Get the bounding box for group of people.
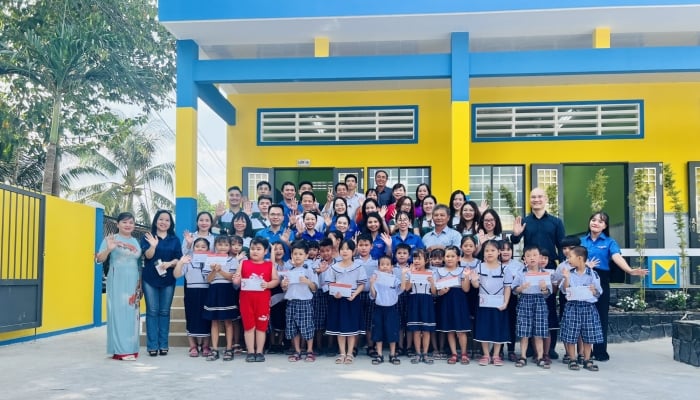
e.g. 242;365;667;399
99;170;647;371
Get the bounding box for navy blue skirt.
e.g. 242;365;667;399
326;296;365;336
184;287;210;337
202;284;240;321
475;306;510;343
436;288;471;332
371;304;400;343
406;294;436;332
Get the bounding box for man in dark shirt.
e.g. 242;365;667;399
511;187;565;361
374;169;394;207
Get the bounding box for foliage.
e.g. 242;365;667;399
0;0;176;195
662;291;689;311
499;185;519;218
62;120;174;225
485;185;494;208
545;184;559;217
662;163;689;294
631;168;651;299
197;192;217;215
617;294;647;312
587;168;608;212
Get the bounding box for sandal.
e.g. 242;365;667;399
407;348;416;358
562;354;571;364
577;355;585;365
159;349;169;356
447;354;458;365
148;350;158;357
207;350;220;361
537;358;551;369
460;354;470;365
288;352;301;362
583;360;599;371
245;353;256;362
389;354;401;365
411;354;422;364
478;355;491;366
335;354;346;364
223;349;234;361
201;346;212;358
344;354;354;365
232;344;242;355
508;352;517;362
568;360;581;370
423;354;434;364
371;355;384;365
254;353;265;362
515;357;527;367
305;352;316;363
493;356;504;366
367;346;379;358
189;347;199;358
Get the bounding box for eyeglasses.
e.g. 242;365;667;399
483;218;496;223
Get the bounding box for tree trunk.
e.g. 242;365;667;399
42;94;62;195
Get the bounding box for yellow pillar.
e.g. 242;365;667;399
593;27;611;49
314;37;330;57
451;101;471;192
176;107;198;199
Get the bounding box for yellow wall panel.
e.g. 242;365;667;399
176;107;198;198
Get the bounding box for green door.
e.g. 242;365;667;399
274;168;334;206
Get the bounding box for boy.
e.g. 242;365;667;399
370;255;408;365
281;241;319;362
356;234;379;358
539;249;559;364
311;238;334;355
556;235;584;364
559;246;604;371
233;237;279;362
511;245;552;369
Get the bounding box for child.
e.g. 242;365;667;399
511;245;552;369
174;237;211;358
356;234;379;358
500;240;524;362
557;235;582;364
559;246;604;371
370;255;407;365
202;236;240;361
405;249;436;364
433;245;473;365
429;248;446;359
539;248;560;364
394;243;412;356
268;242;288;354
229;235;246;354
311;238;334;355
281;240;319;362
307;240;320;261
459;235;481;358
233;237;279;362
470;240;512;366
325;240;367;365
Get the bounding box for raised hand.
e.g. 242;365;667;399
181;254;192;264
183;230;194;246
479;199;489;213
378;205;388;218
380;232;392;246
215;201;226;217
106;234;117;251
512;216;526;236
326;189;334;203
243;201;253;216
144;232;159;248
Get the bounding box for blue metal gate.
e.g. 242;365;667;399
0;184;45;332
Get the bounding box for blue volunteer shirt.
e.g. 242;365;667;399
579;232;621;272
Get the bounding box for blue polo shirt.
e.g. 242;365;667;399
580;232;621;272
255;226;295;261
370;234;391;260
140;233;183;288
376;186;394;207
421;227;462;249
391;232;425;255
510;211;565;269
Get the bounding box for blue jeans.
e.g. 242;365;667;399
142;281;175;351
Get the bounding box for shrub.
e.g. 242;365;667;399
617;294;647;312
663;291;690;311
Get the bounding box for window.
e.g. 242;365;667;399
469;165;525;231
258;106;417;145
368;167;430;200
472;101;642;141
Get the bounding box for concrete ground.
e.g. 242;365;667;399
0;327;696;400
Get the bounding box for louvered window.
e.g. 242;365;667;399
473;101;642;141
258;106;417;145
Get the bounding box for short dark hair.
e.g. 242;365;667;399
257;195;273;204
344;174;357;183
378;255;393;265
395;243;411;253
298;180;313;189
562;235;582;248
356;234;373;244
256;181;271;191
523;245;541;255
291;240;309;253
571;246;588;260
250;237;269;250
227;185;242;193
281;181;296;190
334;182;348;192
319;238;334;248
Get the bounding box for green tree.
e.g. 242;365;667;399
0;0;175;195
62;120;174;225
197;192;217;215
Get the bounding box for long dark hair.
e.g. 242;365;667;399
151;210;175;236
588;211;611;237
196;211;214;234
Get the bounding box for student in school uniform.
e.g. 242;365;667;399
311;238;335;355
511;246;552;369
559;245;605;372
281;240;319;362
356;234;379;358
393;243;412;356
370;255;408;365
499;240;524;362
405;249;436;364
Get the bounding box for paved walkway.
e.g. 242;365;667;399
0;327;696;399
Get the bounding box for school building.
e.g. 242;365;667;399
159;1;700;285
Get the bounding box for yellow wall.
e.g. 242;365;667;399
0;196;96;342
228;82;700;210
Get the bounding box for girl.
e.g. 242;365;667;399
500;240;524;362
141;210;182;357
580;211;647;361
300;211;325;242
361;212;393;260
405;249;436;364
414;195;436;237
388;196;415;233
202;236;239;361
455;201;481;236
174;238;212;358
232;211;254;253
448;190;467;228
460;235;481;358
370;255;407;365
268;243;289;354
470;240;512;366
414;183;431;219
326;240;367;364
182;211;216;253
433;245;472;365
96;212;142;361
233;237;280;362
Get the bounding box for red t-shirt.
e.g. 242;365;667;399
240;260;273;301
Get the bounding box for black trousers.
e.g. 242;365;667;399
593;269;610;357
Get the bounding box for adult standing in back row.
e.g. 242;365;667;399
511;187;565;361
374;170;394;207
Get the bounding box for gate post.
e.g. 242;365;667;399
93;206;105;326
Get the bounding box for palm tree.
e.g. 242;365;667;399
63;120;174;224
